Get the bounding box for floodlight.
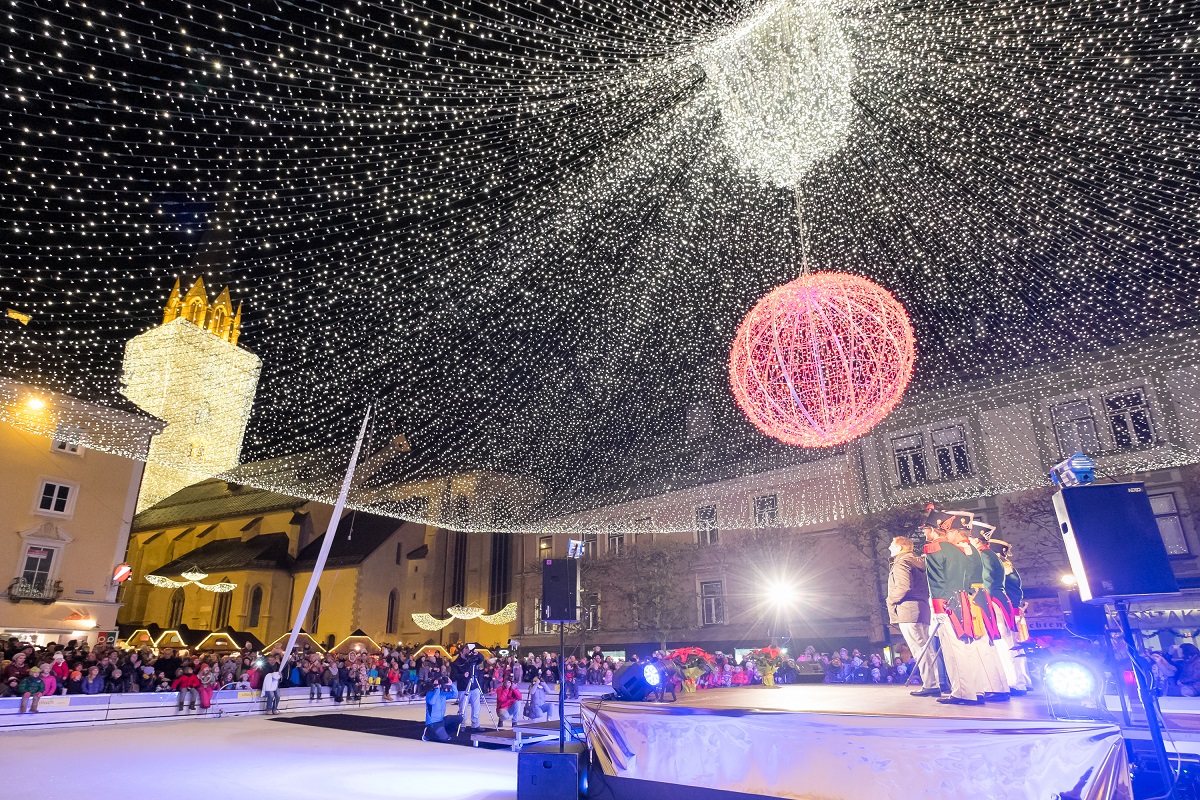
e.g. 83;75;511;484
1049;452;1096;487
642;663;662;687
1044;659;1098;700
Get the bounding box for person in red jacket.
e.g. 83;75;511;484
495;677;522;729
172;665;201;711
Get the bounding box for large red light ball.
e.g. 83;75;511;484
729;272;916;448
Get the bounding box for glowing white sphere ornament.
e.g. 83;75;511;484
729;271;916;448
704;0;855;187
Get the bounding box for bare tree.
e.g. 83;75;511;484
995;488;1070;589
581;539;701;651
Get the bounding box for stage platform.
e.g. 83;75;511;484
582;685;1131;800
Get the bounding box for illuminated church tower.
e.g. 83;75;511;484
122;278;262;511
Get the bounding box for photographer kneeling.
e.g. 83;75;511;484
425;675;462;742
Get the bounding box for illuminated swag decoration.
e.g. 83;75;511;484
412;602;518;631
145;567;237;593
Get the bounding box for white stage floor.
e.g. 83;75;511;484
1;700;519;800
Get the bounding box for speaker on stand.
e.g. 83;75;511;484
1054;479;1181;799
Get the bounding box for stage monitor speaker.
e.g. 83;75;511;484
542;558;579;623
517;742;586;800
1053;482;1180;604
1058;588;1108;637
793;661;825;683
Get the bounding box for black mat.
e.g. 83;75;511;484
274;713;505;749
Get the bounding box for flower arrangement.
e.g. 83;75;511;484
668;647;714;692
747;646;785;669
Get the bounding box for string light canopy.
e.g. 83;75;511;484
2;0;1200;534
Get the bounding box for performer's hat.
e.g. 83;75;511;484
968;521;996;541
989;538;1012;553
920;504;973;533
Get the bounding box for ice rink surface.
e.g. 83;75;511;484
0;700;519;800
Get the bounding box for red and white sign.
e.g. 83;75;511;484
112;563;132;583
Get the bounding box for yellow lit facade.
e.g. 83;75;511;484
0;379;163;644
122;278;261;512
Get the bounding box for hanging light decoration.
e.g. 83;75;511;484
704;0;855;187
144;566;237;593
729;271;915;448
412;602;518;630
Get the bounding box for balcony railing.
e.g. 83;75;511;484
6;578;63;604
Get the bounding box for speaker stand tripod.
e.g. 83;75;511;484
1115;600;1177;799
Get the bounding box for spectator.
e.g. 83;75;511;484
528;676;553;721
37;663;58;698
1176;644;1200;696
18;666;45;713
424;675;461;742
81;665;105;695
496;677;522;729
261;667;282;715
173;665;201;711
106;667;131;694
197;663;218;709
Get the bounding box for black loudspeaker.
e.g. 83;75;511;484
1058;588;1108;637
542;559;579;623
793;661;825;683
517;742;586;800
1053;483;1181;604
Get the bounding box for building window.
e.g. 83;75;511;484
1105;389;1155;450
932;426;972;480
1052;399;1100;458
608;529;625;557
211;583;232;629
700;580;725;626
309;588;322;634
35;480;75;517
168;588;186;628
582;533;598;559
754;494;778;528
396;542;404;565
51;428;84;456
1150;493;1190;556
696;505;718;546
582;591;601;631
247;586;263;629
386;589;398;634
488;531;513;612
892;433;928;487
539;535;553;556
19;545;56;591
450;530;468;607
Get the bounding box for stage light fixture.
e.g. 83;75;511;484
1044;659;1098;700
612;662;661;701
25;396;45;411
643;663;662;688
1042;657;1108;721
765;578;802;609
1061;573;1078;587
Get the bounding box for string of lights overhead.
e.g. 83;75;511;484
2;0;1199;533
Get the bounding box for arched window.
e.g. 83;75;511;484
184;298;205;325
212;583;232;629
308;588;321;634
386;589;398;634
168;588;185;628
247;585;264;629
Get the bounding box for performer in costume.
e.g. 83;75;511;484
989;536;1033;691
886;535;940;697
955;521;1011;700
921;506;986;705
971;522;1028;695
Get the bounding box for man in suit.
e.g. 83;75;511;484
887;535;940;697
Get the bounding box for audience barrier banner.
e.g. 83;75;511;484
582;700;1132;800
0;686;414;730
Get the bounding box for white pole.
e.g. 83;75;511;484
277;407;371;676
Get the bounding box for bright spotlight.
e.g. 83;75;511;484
1044;660;1096;699
25;396;46;411
766;579;801;607
642;663;661;687
1061;573;1078;587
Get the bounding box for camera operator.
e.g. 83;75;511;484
424;675;462;742
452;643;486;730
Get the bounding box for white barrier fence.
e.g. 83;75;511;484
0;685;415;730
